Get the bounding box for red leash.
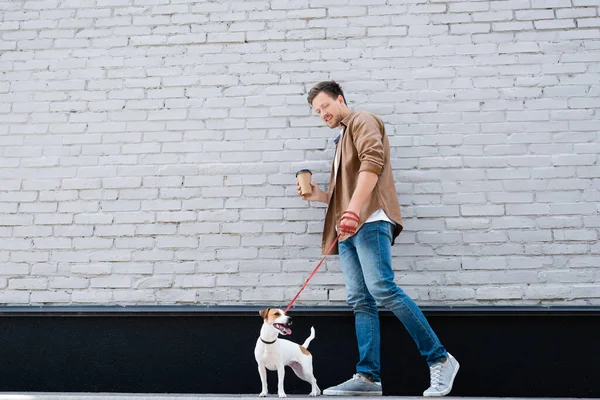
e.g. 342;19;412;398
284;233;341;313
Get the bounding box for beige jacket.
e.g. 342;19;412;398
321;111;403;255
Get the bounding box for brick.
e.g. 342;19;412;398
175;276;216;288
535;19;576;29
8;278;48;290
429;287;476;301
450;2;489;12
554;230;597;241
0;291;31;304
241;288;285;302
525;285;572;300
493;21;533;31
155;289;196;303
491;0;531;9
531;0;571;6
72;291;112;303
515;9;554;20
476;286;523;300
30;291;71;304
557;8;596;18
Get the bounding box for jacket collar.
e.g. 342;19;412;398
335;111;355;144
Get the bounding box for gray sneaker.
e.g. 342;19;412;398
423;353;460;397
323;374;383;396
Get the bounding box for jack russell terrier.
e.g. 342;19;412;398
254;308;320;397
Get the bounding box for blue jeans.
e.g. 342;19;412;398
338;221;447;382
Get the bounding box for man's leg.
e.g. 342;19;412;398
339;239;381;382
354;221;446;364
322;237;383;396
354;221;459;396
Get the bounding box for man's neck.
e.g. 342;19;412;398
341;108;351;120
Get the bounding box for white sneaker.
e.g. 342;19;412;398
423;353;460;397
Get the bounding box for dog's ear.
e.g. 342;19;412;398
259;308;270;319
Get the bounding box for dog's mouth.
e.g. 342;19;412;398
273;323;292;335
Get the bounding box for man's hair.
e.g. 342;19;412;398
307;80;346;106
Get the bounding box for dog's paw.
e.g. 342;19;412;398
259;392;267;397
278;393;287;398
309;391;320;397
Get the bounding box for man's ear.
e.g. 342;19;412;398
337;94;345;105
259;308;270;319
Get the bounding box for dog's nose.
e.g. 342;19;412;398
287;317;293;325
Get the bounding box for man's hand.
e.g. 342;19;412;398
297;180;327;203
339;210;360;239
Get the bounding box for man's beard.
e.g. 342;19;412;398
327;113;340;128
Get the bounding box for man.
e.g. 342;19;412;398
297;81;459;396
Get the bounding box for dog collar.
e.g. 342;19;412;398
260;337;277;344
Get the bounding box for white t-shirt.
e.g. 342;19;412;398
334;128;394;226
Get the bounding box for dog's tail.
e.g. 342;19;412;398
302;326;316;348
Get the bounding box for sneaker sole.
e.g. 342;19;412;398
323;389;382;396
423;359;460;397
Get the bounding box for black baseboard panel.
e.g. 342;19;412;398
0;305;598;397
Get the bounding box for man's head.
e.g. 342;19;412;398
307;80;350;128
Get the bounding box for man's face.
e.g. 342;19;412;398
311;91;345;129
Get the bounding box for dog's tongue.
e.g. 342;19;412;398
275;323;292;335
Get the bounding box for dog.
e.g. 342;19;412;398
254;308;320;398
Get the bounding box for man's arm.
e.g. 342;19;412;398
339;171;378;238
346;170;378;216
339;113;385;237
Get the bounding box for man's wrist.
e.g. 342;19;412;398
346;205;361;216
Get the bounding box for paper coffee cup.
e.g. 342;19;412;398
296;169;312;196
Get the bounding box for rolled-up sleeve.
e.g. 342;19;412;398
350;113;385;175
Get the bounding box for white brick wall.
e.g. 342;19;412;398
1;0;599;306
